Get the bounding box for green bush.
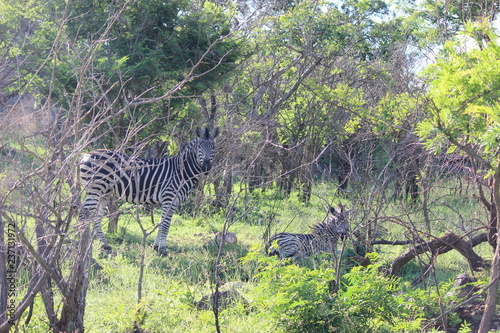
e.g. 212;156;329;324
338;263;424;332
246;253;425;333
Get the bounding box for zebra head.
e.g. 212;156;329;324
195;126;220;173
323;205;351;238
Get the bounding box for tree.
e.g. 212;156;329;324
417;21;500;332
395;0;499;49
61;0;244;219
216;0;414;199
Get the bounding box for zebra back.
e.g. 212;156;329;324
266;232;317;258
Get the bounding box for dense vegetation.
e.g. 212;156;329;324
1;0;500;332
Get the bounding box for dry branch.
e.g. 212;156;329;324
371;239;420;246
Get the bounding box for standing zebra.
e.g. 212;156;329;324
266;206;350;259
79;126;219;255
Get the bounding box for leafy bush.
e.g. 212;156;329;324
338;263;424;332
245;253;425;333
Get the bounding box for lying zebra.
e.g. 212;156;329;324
266;206;350;259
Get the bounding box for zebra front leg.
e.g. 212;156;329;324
153;202;177;256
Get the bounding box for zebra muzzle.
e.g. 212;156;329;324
201;161;211;173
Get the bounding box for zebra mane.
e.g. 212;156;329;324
179;126;218;158
179;138;201;175
310;221;334;234
180;125;218;156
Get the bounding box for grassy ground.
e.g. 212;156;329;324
14;179;493;332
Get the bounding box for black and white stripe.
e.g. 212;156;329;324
79;126;219;254
266;206;350;259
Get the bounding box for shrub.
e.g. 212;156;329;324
245;253;425;333
338;263;424;332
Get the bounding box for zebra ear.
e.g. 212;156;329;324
195;127;202;138
334;204;344;215
213;127;220;139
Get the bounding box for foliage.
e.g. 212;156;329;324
247;253;338;332
416;19;500;332
0;0;59;96
246;252;425;333
417;20;500;168
0;0;244;150
395;0;499;47
66;0;240;97
2;177;491;332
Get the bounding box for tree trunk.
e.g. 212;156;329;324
57;224;93;333
478;166;500;332
337;155;350;192
35;218;58;330
223;166;233;204
107;197;120;233
487;184;497;248
214;162;232;208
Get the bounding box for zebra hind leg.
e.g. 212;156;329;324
82;197;115;256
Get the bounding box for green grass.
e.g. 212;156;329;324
11;179;494;332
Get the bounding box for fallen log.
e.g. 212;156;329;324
390;233;486;276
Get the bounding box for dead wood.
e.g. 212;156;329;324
371;239;421;246
390;233;487;276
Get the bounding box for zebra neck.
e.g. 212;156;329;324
181;149;201;180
